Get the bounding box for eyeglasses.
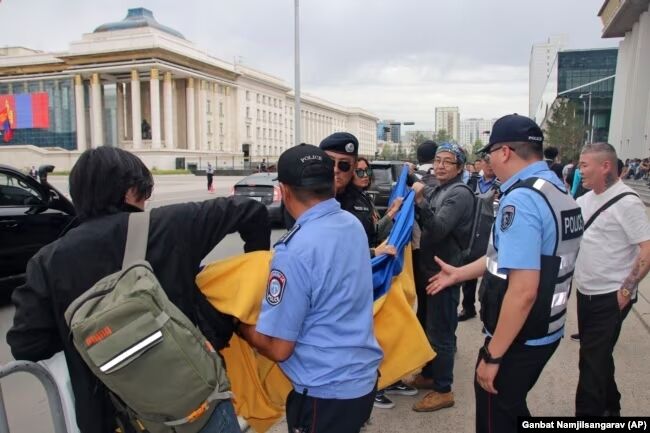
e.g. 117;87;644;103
330;159;352;172
354;168;371;178
487;145;506;155
433;158;458;168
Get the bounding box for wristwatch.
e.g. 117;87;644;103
479;342;503;365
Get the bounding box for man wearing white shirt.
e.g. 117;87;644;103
574;142;650;416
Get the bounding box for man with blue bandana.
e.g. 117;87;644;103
408;142;475;412
426;114;582;433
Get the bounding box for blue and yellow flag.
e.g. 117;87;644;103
197;167;434;432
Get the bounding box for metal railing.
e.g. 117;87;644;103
0;361;68;433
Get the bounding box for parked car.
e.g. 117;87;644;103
231;172;283;225
368;161;409;215
0;165;76;299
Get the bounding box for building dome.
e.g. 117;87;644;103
93;8;185;39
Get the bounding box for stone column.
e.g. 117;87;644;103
150;68;161;149
131;70;142;149
186;77;196;150
74;75;87;151
198;80;207;150
90;73;103;148
163;72;174;149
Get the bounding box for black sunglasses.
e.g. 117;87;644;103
354;168;371;178
332;160;352;172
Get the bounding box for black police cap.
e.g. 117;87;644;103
276;143;334;187
319;132;359;156
416;140;438;164
478;114;544;154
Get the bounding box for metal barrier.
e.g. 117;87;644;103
0;360;68;433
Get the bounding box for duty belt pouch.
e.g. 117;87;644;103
518;255;561;341
478;275;506;335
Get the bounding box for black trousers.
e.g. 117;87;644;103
207;173;214;190
575;291;633;416
475;338;559;433
413;249;428;330
461;278;478;314
285;387;376;433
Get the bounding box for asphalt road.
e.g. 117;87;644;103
2;174;649;433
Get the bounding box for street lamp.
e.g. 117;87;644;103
579;92;593;144
294;0;301;147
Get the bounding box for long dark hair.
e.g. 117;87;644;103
70;146;153;220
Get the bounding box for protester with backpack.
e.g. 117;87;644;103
407;142;474;413
7;146;271;433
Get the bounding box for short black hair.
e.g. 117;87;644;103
288;184;334;203
506;141;543;160
543;146;559;160
70;146;153;220
617;158;624;176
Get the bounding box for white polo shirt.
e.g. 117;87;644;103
575;181;650;295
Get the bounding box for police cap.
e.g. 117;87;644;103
276;143;334;188
319;132;359;156
478;114;544;154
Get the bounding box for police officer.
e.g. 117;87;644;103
319;132;377;247
239;144;383;433
426;114;582;433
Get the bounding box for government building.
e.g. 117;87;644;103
0;8;378;170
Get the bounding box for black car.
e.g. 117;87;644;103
368;161;409;215
231;172;283;225
0;164;76;298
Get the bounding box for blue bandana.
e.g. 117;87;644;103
435;142;466;166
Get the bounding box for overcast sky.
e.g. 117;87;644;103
1;0;619;130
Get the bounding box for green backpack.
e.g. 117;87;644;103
64;212;232;433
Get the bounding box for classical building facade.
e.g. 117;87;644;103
0;8;378;170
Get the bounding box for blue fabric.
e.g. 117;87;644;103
477;176;497;194
494;161;565;273
484;326;564;346
571;168;582;198
256;198;383;399
372;165;414;300
198;400;241;433
14;94;33;129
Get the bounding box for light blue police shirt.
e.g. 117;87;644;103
492;160;568;345
256;198;383;399
495;160;567;274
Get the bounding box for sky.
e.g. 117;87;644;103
0;0;619;131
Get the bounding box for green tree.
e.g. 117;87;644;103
544;99;586;161
380;143;395;160
435;129;452;143
467;138;484;162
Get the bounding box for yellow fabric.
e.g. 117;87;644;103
197;248;434;432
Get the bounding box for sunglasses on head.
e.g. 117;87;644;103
354;168;371;178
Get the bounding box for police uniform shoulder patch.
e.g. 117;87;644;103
501;205;516;231
274;224;301;247
266;269;287;306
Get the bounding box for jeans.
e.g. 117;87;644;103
461;279;478;314
421;284;460;392
198;400;241;433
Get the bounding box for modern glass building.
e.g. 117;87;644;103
534;48;618;145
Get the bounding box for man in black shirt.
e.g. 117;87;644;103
7;146;270;433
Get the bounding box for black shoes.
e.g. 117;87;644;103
458;309;477;322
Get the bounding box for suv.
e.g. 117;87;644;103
368;161;409;215
0;165;75;299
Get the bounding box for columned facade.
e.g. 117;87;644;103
131;69;142;149
150;68;161;149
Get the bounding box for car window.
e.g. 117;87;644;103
371;167;392;184
0;173;44;207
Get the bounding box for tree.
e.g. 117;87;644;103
544;99;587;162
380;143;395;160
468;138;484;162
435;129;452;143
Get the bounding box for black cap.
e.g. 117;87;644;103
416;140;438;164
478;114;544;154
276;144;334;187
319;132;359;156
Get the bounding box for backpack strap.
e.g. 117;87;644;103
122;211;150;267
162;387;234;427
584;192;639;231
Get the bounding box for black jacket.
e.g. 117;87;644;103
7;197;270;433
418;175;474;280
337;184;376;247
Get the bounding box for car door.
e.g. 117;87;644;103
0;170;71;284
